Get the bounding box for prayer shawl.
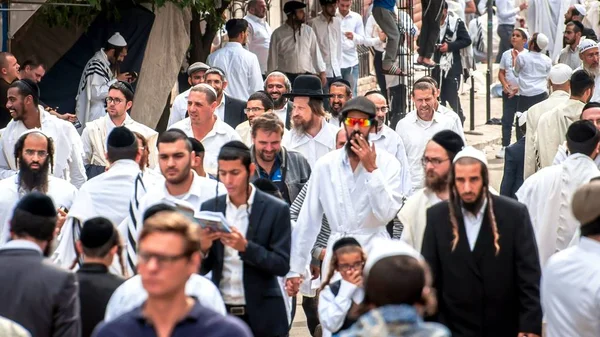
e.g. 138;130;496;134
83;115;159;168
398;188;441;252
528;0;570;61
438;14;473;80
524;90;571;179
75;49;117;128
535;99;585;169
516;153;600;267
118;173;146;276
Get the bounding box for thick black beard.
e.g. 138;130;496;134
461;189;486;214
273;96;286;109
425;171;450;193
345;130;368;158
18;156;49;193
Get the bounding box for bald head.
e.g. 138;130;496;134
366;92;388;132
335;128;347;149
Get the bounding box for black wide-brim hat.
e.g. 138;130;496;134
283;74;333;100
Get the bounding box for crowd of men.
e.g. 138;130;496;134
0;0;599;337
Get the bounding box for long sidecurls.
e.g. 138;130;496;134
448;159;500;255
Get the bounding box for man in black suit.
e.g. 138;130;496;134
75;217;125;337
200;140;291;337
203;67;247;129
500;116;526;199
0;193;80;337
422;146;542;337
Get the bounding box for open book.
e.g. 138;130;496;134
173;203;232;234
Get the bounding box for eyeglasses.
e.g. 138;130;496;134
421;156;450;167
137;251;189;267
375;106;389;113
343;117;373;128
105;97;124;104
244;107;265;114
338;261;364;272
23;149;48;158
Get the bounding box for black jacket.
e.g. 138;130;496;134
433;16;472;78
500;137;525;199
0;248;81;337
200;189;291;336
77;263;125;337
223;94;247;129
583;27;598;42
422;195;542;337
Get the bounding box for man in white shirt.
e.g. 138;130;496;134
557;21;583;70
517;120;600;267
235;91;274;146
81;81;158;179
169;84;242;176
399;130;464;252
395;81;465;193
264;71;293;128
268;1;326;85
285;96;404;295
524;64;572;178
365;91;411;196
200;141;291;337
168;62;210;128
0;79;87;188
542;180;600;337
495;0;528;62
0;131;78;245
328;79;352;126
282;75;338;167
76;32;132;128
244;0;272;76
207;19;263;101
309;0;343;89
514;33;552;113
203;68;247;129
52;127;143;269
575;38;600;102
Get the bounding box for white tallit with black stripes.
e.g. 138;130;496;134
118;173;147;276
75;49;116;128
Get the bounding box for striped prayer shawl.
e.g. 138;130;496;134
79;59;111;93
125;173;147;275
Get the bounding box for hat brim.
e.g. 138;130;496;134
283;93;333;99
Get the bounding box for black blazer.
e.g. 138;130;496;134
77;263;125;337
200;189;291;336
433;17;471;78
0;248;81;337
223;94;247;129
500;137;525;199
422;195;542;337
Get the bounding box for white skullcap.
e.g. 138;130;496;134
19;128;50;139
549;63;573;85
535;33;549;51
574;4;586;17
363;238;423;277
578;38;598;54
516;111;527;127
514;27;529;40
453;146;488;166
193;83;218;97
107;32;127;47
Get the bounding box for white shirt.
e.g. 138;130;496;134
52;159;142;268
462;198;488;251
365;15;385;53
168;88;191;128
578;65;600;103
0;174;78;245
244;14;272;74
214;95;226;122
495;0;520;25
235;121;252;147
500;49;527;90
169;117;242;175
370;125;411;196
318;279;365;337
207;42;264;101
395;110;465;193
220;185;256;305
337;11;379;68
542;237;600;337
268;23;326;74
399;188;443;252
104;274;226;321
273;105;289;126
282;118;339;168
0;109;87;188
309;13;343;78
557;45;582;71
514;51;552;97
552;142;600;167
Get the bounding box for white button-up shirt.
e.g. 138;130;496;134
309;13;343;78
282;118;338;168
542;237;600;337
169;117;242;175
168;88;191;128
244;14;272;74
337;11;379;68
207;42;263;101
370;125;411;196
105;274;226;321
557;45;582;71
396;110;464;192
268;23;325;74
514;51;552;97
495;0;519;25
214;95;226;122
462;198;487;251
220;185;256;305
500;49;527;90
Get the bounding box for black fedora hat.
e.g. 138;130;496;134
283;75;332;100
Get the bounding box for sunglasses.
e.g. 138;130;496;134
343;117;373;127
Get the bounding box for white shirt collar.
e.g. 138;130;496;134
579;237;600;256
225;183;257;209
161;171;212;200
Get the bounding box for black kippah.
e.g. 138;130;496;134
221;140;249;151
253;178;280;194
19;78;40;99
15;192;56;217
80;217;116;249
143;203;177;222
568;120;598;142
333;237;361;252
189;137;205;153
431;130;465;158
107;126;136;148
